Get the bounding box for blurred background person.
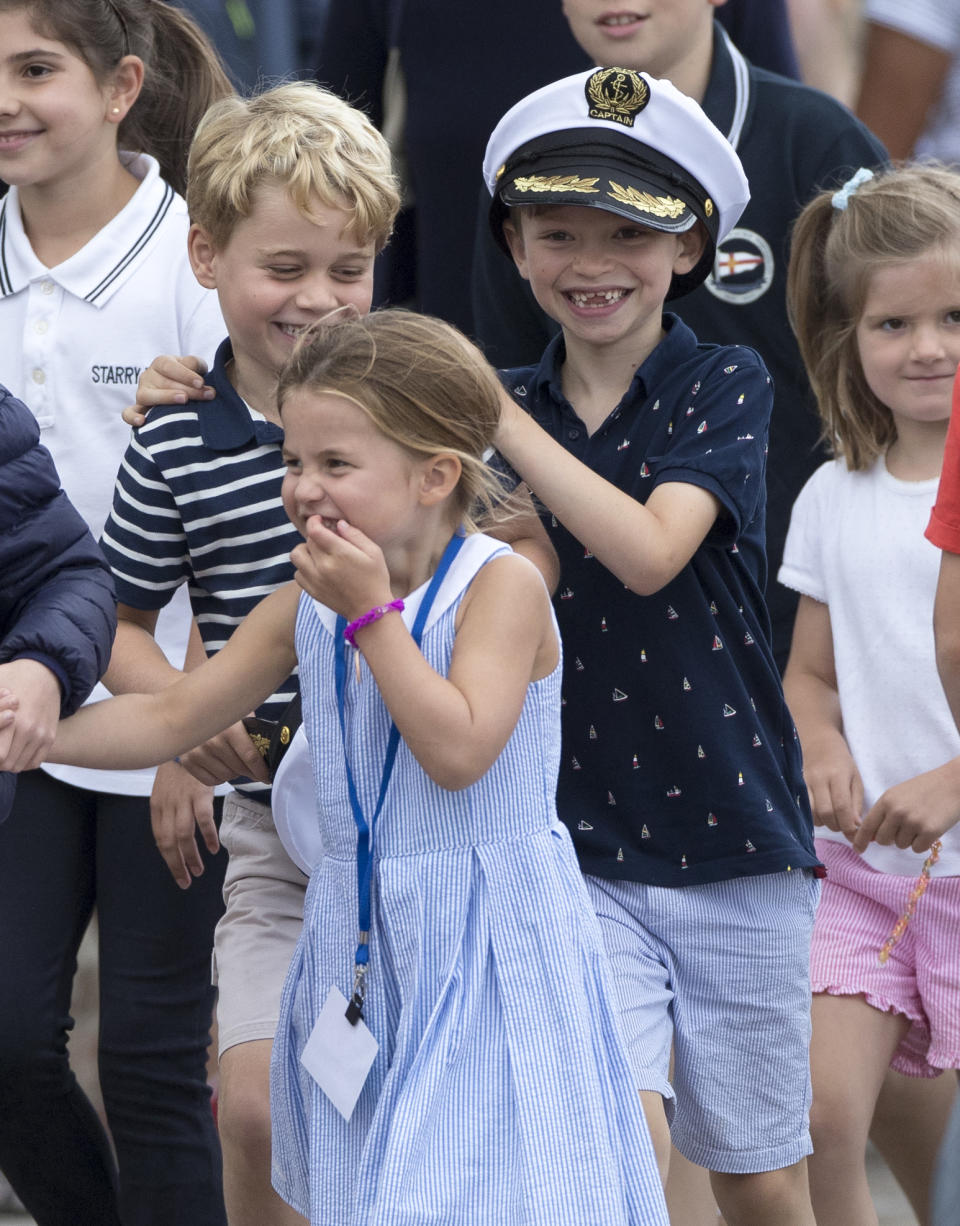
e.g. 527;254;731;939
856;0;960;163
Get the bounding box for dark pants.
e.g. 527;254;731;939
0;770;227;1226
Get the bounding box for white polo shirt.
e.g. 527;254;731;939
0;154;225;796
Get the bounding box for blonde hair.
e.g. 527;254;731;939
277;310;516;530
787;162;960;470
186;82;400;251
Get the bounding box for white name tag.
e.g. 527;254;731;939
300;986;379;1122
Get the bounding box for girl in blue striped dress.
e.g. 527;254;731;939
24;310;668;1226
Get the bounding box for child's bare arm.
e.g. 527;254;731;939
103;604;186;693
494;392;719;594
293;518;557;790
484;485;560;594
934;550;960;732
122;354;215;427
49;585;299;771
105;610;267;783
782;594;863;838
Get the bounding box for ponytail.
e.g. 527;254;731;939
4;1;235;196
785;191;872;465
120;2;235;196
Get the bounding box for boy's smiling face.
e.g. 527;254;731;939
188;183;376;415
504;203;703;359
560;0;722;80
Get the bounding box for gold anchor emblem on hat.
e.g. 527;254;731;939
585;67;650;127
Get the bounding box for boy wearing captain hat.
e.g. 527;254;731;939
488;69;821;1226
486;66;747;300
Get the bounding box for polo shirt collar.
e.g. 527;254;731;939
527;313;700;410
702;21;752;152
635;313;699;393
527;332;567;405
198;338;284;451
0;154;175;304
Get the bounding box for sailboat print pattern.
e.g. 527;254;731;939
497;327;818;887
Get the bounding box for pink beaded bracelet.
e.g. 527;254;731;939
343;599;405;648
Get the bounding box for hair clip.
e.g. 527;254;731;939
831;167;874;211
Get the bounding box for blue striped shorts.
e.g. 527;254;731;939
585;868;820;1174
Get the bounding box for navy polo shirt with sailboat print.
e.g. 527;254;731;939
500;315;818;887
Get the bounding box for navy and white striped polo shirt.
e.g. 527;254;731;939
101;338;299;799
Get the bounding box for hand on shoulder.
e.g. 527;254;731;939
122;354;215;426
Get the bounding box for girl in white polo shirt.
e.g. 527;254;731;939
0;3;233;1223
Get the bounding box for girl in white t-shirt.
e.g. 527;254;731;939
781;163;960;1226
0;3;231;1222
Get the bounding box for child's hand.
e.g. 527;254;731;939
0;689;19;762
149;760;219;890
853;760;960;854
291;517;393;621
0;660;62;772
801;734;864;840
122;355;215;426
176;720;271;788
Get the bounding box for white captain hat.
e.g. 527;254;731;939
483;67;750;297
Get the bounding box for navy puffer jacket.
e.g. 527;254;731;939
0;386;117;821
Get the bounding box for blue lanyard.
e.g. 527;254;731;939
334;530;466;1021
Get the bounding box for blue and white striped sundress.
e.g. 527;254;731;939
271;532;667;1225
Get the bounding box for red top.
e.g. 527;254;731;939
926;372;960;554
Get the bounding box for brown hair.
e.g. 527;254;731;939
186;83;399;252
277;310;515;529
5;0;234;196
787;162;960;470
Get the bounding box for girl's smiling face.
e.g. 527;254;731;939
855;250;960;432
0;7;125;191
280;389;430;546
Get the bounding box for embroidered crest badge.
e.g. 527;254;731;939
584;67;650;127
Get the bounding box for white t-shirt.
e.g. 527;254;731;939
866;0;960;166
779;456;960;875
0;154;225;795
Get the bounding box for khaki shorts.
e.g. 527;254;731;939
212;790;308;1056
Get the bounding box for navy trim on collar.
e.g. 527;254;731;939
195;338;284;451
0;200;11;297
84;182;174;303
0;157;176;303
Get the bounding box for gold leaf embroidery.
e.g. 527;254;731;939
512;174;600;194
247;732;270;758
608;181;687;218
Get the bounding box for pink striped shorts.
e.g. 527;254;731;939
811;839;960;1077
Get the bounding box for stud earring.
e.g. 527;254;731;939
112;107;121;115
